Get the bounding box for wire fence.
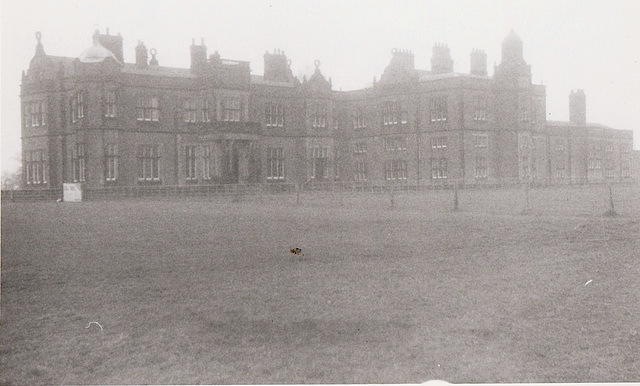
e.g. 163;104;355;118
2;181;638;217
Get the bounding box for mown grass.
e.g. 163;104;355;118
1;186;639;384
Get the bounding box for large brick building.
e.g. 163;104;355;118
20;29;634;189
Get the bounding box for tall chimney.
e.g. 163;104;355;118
470;49;487;76
431;43;453;74
569;89;586;125
135;40;148;68
190;38;207;73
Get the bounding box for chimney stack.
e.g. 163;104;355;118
135;40;148;68
431;43;453;74
569;89;586;125
470;49;487;76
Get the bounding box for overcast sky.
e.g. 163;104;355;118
2;0;639;175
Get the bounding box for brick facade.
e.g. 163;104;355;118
20;30;635;189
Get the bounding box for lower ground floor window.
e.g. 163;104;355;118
385;160;407;181
25;149;47;185
431;158;447;179
137;145;160;181
267;147;284;180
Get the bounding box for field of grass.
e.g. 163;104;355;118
2;185;639;384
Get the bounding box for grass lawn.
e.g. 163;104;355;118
1;186;639;384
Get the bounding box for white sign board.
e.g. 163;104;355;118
63;183;82;202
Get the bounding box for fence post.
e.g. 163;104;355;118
606;184;618;216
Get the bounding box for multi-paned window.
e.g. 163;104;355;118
104;90;116;118
105;144;118;182
310;147;329;179
555;165;566;179
353;108;366;129
520;105;529;122
311;102;327;128
354;142;367;153
136;96;159;121
71;144;86;182
382;102;408;125
266;103;285;127
71;92;84;122
588;158;602;170
267;147;285;180
604;159;615;178
384;136;407;151
25;149;47;185
223;97;241;122
201;99;211;122
354;161;367;181
24;101;47;127
522;155;529;178
604;141;614;153
474;134;488;148
183;100;197;123
431;137;447;149
430;97;447;122
203;146;219;180
431;158;447;179
137;145;160;181
473;98;486;121
385;160;407;181
185;146;197;180
621;142;631;153
475;157;487;179
555;139;565;151
622;160;631;178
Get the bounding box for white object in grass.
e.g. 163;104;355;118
85;321;103;332
584;279;593;286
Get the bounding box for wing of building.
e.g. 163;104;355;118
20;29;635;189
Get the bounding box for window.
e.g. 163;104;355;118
385;160;407;181
354;142;367;154
136;96;159;121
605;141;614;153
384;136;407;151
604;160;615;178
223;97;241;122
555;139;565;151
183;100;197;123
185;146;197;180
105;90;116;118
555;166;566;179
310;147;329;179
24;101;47;127
203;146;219;180
202;99;211;122
621;142;630;153
520;105;529;122
431;158;447;179
71;144;86;182
355;161;367;181
522;156;529;178
137;145;160;181
353;108;366;129
105;144;118;182
473;98;486;121
430;97;447;122
71;92;84;122
474;134;488;148
25;150;47;185
475;157;487;179
382;102;408;126
622;160;631;178
311;102;327;128
267;147;285;180
431;137;447;149
266;103;285;127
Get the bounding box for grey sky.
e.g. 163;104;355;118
2;0;639;175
